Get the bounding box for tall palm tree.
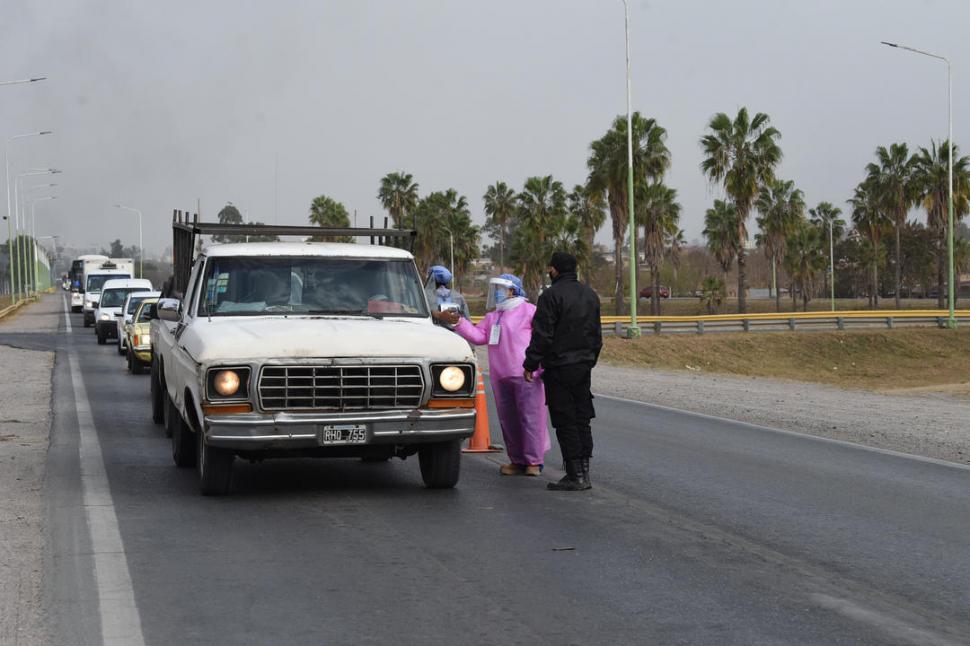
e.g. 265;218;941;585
412;189;477;277
703;199;740;283
378;172;420;231
567;184;607;282
808;201;846;303
483;181;517;271
667;228;686;289
866;143;916;308
755;178;805;312
912;140;970;307
637;182;681;315
515;175;567;295
783;222;827;311
587;113;671;314
848;181;890;308
700;107;783;313
308;195;352;242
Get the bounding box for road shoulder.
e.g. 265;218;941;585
593;363;970;466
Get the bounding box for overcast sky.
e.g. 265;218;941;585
3;0;970;256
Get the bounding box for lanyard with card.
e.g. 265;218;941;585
488;312;504;346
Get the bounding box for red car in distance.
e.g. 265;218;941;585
639;286;670;299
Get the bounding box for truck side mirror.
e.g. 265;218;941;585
157;298;182;322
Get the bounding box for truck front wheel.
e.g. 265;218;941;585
168;397;196;468
197;432;233;496
418;439;462;489
150;358;165;424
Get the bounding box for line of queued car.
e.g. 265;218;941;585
87;277;160;375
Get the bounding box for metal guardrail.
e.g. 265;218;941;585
599;309;970;335
469;309;970;334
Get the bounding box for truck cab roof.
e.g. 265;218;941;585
202;241;414;261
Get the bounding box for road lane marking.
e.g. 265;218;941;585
62;295;72;332
811;593;964;646
594;392;970;473
68;353;145;645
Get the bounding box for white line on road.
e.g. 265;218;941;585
68;353;145;645
594;392;970;473
62;295;72;332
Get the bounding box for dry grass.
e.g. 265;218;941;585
0;295;12;311
600;327;970;392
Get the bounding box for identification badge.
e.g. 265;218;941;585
488;324;501;345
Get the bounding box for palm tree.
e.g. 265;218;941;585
567;184;607;282
700;107;783;313
783;222;827;311
667;228;686;289
912;140;970;307
588;113;671;314
848;181;890;308
866;143;916;308
308;195;352;242
637;182;681;315
703;199;740;284
808;201;846;303
412;189;478;278
516;175;567;295
755;179;805;312
483;181;517;271
700;276;726;314
378;172;420;230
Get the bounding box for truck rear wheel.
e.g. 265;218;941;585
96;328;106;345
168;397;196;468
197;432;233;496
418;439;462;489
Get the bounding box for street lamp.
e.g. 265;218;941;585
881;41;955;328
28;196;56;291
14;168;59;299
0;77;47;87
114;204;144;278
621;0;639;338
828;220;835;312
4;130;52;302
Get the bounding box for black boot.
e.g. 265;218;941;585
581;457;590;485
547;459;591;491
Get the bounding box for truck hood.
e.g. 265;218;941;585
180;316;475;364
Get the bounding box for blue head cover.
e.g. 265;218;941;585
498;273;525;297
429;265;453;286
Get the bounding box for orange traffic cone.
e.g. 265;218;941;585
462;373;503;453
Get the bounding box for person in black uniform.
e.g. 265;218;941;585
523;251;602;491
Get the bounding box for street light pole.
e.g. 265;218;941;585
829;220;835;312
881;41;955;328
4;131;52;302
622;0;639;338
14;169;60;299
114;204;144;278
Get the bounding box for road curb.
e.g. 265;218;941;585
0;299;29;320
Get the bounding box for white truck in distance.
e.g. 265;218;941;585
81;258;135;327
70;254;108;312
149;222;477;496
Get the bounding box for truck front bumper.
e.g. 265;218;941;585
203;407;476;451
96;320;118;338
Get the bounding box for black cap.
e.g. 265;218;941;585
549;251;577;273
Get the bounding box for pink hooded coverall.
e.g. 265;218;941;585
454;300;551;466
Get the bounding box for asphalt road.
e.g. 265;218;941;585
9;295;970;645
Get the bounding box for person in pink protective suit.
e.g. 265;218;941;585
443;274;550;476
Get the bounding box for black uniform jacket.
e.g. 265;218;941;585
523;272;603;372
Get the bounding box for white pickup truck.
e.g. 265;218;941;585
149;230;477;496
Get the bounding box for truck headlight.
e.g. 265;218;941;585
438;366;466;392
100;313;112;321
430;364;474;397
214;370;241;396
206;367;250;401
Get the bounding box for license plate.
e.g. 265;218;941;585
317;424;368;446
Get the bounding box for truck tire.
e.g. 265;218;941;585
117;336;125;356
96;328;106;344
418;439;462;489
83;318;91;328
168;397;196;468
150;358;165;424
128;351;144;375
197;431;233;496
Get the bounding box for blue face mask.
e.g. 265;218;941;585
494;288;508;305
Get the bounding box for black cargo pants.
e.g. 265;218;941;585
542;363;595;461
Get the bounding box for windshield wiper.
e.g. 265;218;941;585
308;309;383;320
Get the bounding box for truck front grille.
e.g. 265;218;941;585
258;365;424;411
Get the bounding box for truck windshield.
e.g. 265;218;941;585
86;274;131;292
198;257;430;318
